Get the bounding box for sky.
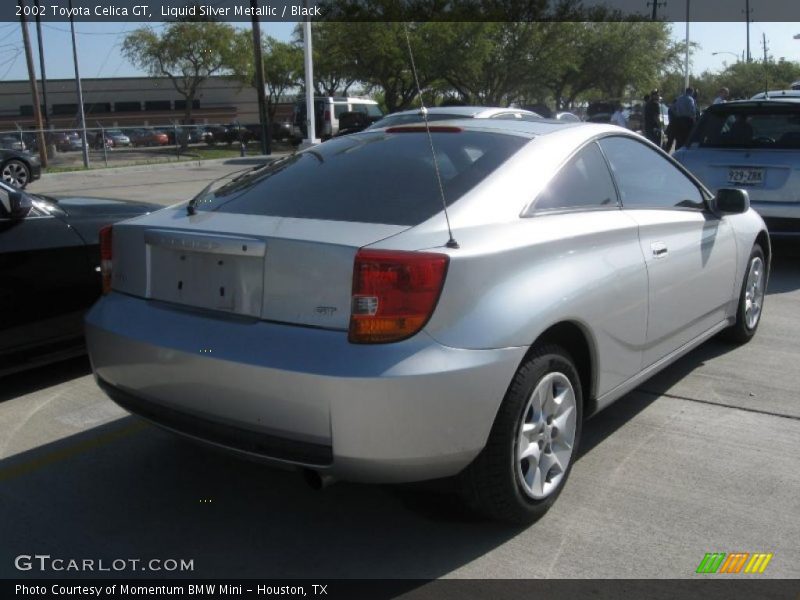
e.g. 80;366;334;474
1;20;798;84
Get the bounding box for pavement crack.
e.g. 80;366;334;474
638;388;800;422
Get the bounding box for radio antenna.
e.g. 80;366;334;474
402;23;459;249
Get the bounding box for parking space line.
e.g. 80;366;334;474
0;421;146;483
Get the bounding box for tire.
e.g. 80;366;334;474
1;159;31;189
723;244;767;344
460;344;583;523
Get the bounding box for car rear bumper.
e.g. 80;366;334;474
750;201;800;235
85;292;525;483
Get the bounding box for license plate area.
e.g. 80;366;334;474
728;167;764;186
145;230;265;317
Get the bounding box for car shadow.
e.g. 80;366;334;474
0;416;520;581
767;240;800;294
0;356;91;405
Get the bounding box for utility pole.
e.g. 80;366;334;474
68;0;89;168
744;0;752;62
647;0;665;21
762;32;769;93
34;0;53;158
250;0;270;155
18;1;48;168
684;0;690;91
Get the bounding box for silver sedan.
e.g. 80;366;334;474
86;119;769;523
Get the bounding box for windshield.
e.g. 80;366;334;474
690;104;800;149
192;130;528;226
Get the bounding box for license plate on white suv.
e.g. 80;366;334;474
728;167;764;186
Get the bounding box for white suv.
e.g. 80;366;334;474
294;97;383;139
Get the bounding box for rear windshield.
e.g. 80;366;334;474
369;113;473;129
194;130;528;226
690;104;800;149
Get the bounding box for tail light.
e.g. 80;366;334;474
349;249;449;344
99;225;113;294
324;109;331;122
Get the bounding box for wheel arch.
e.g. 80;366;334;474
755;229;771;273
524;320;598;417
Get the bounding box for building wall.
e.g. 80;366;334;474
0;76;265;129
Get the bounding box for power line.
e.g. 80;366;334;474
0;51;22;79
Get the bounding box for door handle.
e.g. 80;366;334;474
651;242;668;258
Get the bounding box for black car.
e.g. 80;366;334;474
1;149;41;189
0;181;159;375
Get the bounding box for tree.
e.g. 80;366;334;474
230;31;303;119
291;23;360;97
122;21;237;123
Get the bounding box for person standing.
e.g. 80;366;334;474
673;87;697;150
643;89;663;146
610;103;628;128
712;87;729;104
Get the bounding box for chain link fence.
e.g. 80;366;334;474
0;121;300;169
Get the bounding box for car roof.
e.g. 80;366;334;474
750;90;800;99
709;98;800;110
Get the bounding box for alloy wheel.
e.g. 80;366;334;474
516;372;577;499
744;256;765;330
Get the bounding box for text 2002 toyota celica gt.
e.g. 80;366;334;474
85;119;769;523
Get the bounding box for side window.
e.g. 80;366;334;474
333;103;349;118
528;142;618;213
598;136;704;209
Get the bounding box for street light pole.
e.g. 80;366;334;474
250;0;270;155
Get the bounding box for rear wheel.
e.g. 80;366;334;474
1;159;31;188
723;244;767;344
461;344;583;523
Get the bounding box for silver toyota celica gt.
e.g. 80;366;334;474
86;119;770;523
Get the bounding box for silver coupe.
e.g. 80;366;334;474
86;119;770;523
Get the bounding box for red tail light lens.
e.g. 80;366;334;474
99;225;113;294
349;249;449;344
324;109;331;122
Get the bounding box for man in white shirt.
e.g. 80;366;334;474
712;87;729;104
610;103;628;128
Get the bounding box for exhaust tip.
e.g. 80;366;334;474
302;468;336;491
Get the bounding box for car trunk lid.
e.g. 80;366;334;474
112;209;407;330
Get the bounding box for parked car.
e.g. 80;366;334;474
52;132;83;152
0;181;159;376
367;106;542;130
106;130;131;147
0;148;41;189
554;112;581;122
750;89;800;100
129;129;169;147
0;136;26;152
674;97;800;235
294;97;384;139
86;120;769;523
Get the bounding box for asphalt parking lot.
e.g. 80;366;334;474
2;164;799;580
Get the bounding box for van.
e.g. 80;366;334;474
293;97;383;140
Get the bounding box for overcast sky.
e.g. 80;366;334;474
1;21;798;85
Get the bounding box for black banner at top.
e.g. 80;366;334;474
4;0;800;22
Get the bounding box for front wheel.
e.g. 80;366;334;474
460;344;583;523
723;244;767;344
1;159;31;188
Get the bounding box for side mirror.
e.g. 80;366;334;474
710;188;749;215
5;190;32;220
